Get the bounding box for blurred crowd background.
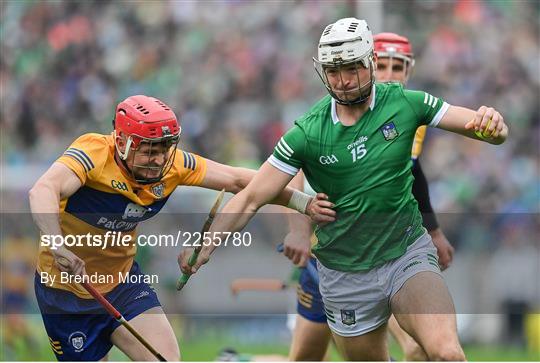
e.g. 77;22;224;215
1;0;539;360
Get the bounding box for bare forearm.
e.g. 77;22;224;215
209;190;258;235
439;105;508;145
29;183;63;236
233;168;301;208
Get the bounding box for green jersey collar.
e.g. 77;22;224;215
331;85;376;125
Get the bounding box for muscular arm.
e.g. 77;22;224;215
437;105;508;144
29;162;86;275
29;162;82;236
210;161;295;230
185;162;334;272
198;158;297;207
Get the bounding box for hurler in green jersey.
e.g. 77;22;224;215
181;17;508;361
269;83;447;271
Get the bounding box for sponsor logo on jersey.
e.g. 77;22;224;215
68;331;87;352
111;180;129;192
96;217;138;231
122;202;148;220
347;136;368;150
151;182;165;199
340;309;356;326
380;122;399;141
319;155;339;164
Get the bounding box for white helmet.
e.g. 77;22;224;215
313;18;375;105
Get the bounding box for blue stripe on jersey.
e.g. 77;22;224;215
71;148;95;169
68;148;95;170
182;151;187;169
64;186;169;231
188;153;196;170
182;151;195;170
183;151;191;169
64;150;92;171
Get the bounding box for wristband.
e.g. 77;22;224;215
287;190;312;214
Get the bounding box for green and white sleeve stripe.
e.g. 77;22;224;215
268;155;299;175
275;137;294;160
424;92;449;127
269;137;301;175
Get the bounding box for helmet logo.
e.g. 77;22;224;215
161;126;171;136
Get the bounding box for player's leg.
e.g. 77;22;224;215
109;262;179;361
35;273;115;361
317;261;390;361
390;271;465;361
110;306;179;361
289;315;332;361
331;322;389;360
388;232;465;361
290;258;332;361
387;314;427;361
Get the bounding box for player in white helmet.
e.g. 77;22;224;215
278;31;454;362
182;17;507;361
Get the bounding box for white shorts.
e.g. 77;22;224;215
317;231;441;337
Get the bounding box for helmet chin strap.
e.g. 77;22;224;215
114;130;133;161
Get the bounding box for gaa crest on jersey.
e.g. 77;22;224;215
151;182;165;199
380;122;399;141
340;309;356;326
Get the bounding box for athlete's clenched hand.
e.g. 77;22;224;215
306;193;336;226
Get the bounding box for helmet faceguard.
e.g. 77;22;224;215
113;95;181;184
374;32;415;84
313;18;375;105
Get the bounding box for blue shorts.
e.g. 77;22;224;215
34;262;161;361
297;257;326;323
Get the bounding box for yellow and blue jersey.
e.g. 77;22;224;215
36;133;207;298
411;125;427;160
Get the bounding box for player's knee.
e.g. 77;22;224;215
403;342;428;361
428;344;465;361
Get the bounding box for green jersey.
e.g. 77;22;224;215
270;82;449;271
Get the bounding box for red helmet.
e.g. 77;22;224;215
374;32;415;83
114;95;181;184
374;32;414;60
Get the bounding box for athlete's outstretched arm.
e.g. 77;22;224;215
438;105;508;144
179;162;335;273
199;159;257;194
199;158;323;207
29;162;87;275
